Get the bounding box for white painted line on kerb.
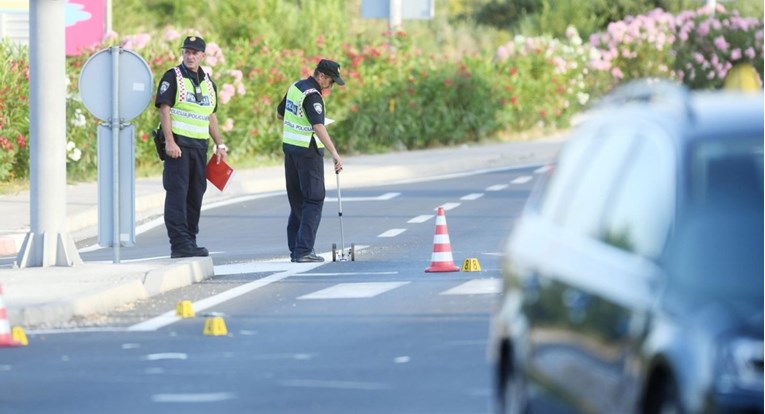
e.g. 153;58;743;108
378;228;407;238
486;184;509;191
408;214;433;223
440;279;502;295
438;202;461;211
511;176;533;184
298;282;410;299
461;193;484;201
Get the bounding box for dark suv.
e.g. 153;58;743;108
488;81;764;414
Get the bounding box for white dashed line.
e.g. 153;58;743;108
378;228;407;238
486;184;508;191
535;165;552;174
408;214;434;223
460;193;484;200
438;202;461;211
325;192;400;202
152;393;237;403
511;176;533;184
144;353;188;361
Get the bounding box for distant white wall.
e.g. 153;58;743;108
0;11;29;45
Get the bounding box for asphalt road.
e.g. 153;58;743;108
0;165;543;414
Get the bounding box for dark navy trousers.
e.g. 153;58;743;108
163;146;208;251
284;143;325;259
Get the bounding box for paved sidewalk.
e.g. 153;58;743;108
0;138;564;330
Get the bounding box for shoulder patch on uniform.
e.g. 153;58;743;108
313;102;323;114
159;81;170;94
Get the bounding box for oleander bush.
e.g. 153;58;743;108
0;2;762;184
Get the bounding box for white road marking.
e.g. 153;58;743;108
127;263;324;331
378;228;406;238
299;272;398;276
408;214;433;223
145;367;165;375
394;356;411;364
440;279;501;295
298;282;409;300
534;165;552;174
511;176;532;184
438;202;461;211
151;393;237;403
486;184;509;191
460;193;484;200
278;379;389;390
122;343;141;350
326;192;400;202
144;353;188;361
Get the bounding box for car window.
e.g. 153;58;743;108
688;137;764;212
538;125;599;219
555;126;638;239
666;210;763;302
600;125;675;259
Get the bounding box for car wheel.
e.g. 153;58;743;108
648;378;684;414
498;354;528;414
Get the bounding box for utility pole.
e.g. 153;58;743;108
16;0;82;268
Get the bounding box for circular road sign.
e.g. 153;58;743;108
79;47;154;122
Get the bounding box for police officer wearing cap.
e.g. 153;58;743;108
155;35;227;258
277;59;345;263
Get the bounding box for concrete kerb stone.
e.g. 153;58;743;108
3;257;214;328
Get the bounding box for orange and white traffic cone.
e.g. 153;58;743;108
0;284;21;347
425;207;460;273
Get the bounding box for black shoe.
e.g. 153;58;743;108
171;246;209;258
295;253;324;263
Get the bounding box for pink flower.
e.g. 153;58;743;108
730;48;742;60
496;46;509;61
611;67;624;79
102;30;118;42
219;83;235;104
745;47;756;59
164;28;181;42
713;36;729;52
221;118;234;133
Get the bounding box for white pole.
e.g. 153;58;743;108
111;46;121;263
16;0;82;267
389;0;402;30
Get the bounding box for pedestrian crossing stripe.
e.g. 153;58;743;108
298;282;410;299
440;279;501;295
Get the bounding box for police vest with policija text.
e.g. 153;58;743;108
170;66;216;140
282;83;325;149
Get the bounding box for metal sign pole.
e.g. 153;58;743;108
110;46;120;263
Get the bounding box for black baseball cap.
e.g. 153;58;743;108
182;36;206;52
316;59;345;85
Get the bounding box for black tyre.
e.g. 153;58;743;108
350;243;355;261
498;351;528;414
332;243;337;262
650;378;683;414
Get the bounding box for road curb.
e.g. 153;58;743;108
4;257;214;329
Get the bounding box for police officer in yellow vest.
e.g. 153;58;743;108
277;59;344;262
155;35;227;258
